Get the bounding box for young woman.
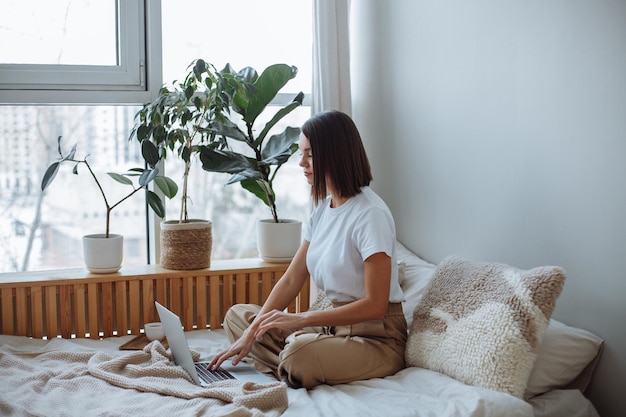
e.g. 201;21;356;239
208;110;406;389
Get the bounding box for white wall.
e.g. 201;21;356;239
351;1;626;416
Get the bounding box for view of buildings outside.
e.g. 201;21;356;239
1;105;148;272
0;0;312;273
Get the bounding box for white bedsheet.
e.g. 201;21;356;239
0;330;596;417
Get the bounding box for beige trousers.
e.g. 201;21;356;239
223;302;407;389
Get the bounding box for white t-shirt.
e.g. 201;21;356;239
303;187;404;303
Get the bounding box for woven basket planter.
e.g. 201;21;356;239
160;219;212;270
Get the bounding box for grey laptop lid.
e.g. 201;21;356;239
155;301;274;386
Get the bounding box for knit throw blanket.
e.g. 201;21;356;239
405;255;565;398
0;341;288;417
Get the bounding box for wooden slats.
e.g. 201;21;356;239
223;274;234;318
101;282;114;337
1;287;13;335
74;284;86;338
249;273;260;305
115;280;128;336
30;286;43;338
15;287;28;336
46;287;57;338
195;276;208;331
235;273;247;304
261;272;274;302
128;280;141;335
142;279;155;325
169;277;183;317
87;282;98;339
59;285;71;338
182;277;194;330
0;260;305;339
209;275;221;330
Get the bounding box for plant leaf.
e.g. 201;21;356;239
65;143;77;161
240;178;272;206
138;169;158;187
226;168;262;184
261;126;301;164
255;93;304;145
154;176;178;198
194;58;206;79
180;145;191;162
41;162;60;191
209;118;247;142
199;146;256;174
127;167;145;175
136;124;149;141
56;136;63;156
108;172;133;186
141;139;160;167
243;64;297;125
146;190;166;218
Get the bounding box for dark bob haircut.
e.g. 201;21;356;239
301;110;372;204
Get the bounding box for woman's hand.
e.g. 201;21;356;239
207;327;257;371
253;309;306;339
207;309;306;371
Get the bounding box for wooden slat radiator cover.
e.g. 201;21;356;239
0;259;309;339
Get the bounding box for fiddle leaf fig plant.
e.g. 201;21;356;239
41;136;178;238
196;60;304;223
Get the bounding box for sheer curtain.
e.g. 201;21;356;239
312;0;352;116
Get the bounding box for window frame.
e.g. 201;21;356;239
0;0;163;105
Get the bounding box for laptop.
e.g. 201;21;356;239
155;301;276;386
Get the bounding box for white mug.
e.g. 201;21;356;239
144;322;165;341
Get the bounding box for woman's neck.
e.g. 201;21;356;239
329;192;348;208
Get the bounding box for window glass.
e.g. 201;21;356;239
161;0;312;95
0;0;117;66
0;0;148;103
0;105;145;273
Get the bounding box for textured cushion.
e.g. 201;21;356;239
309;290;334;311
405;255;566;398
524;319;604;399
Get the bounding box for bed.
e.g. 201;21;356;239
0;244;604;417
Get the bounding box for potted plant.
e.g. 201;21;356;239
41;136;177;273
132;59;304;264
130;60;223;269
195;60;304;261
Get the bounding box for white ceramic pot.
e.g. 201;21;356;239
82;234;123;274
160;219;212;270
257;219;302;262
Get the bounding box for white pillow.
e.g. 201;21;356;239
524;319;604;399
395;242;603;398
396;241;436;327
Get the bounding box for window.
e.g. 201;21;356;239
0;0;312;273
0;0;159;104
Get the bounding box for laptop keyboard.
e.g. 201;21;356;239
195;362;236;383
